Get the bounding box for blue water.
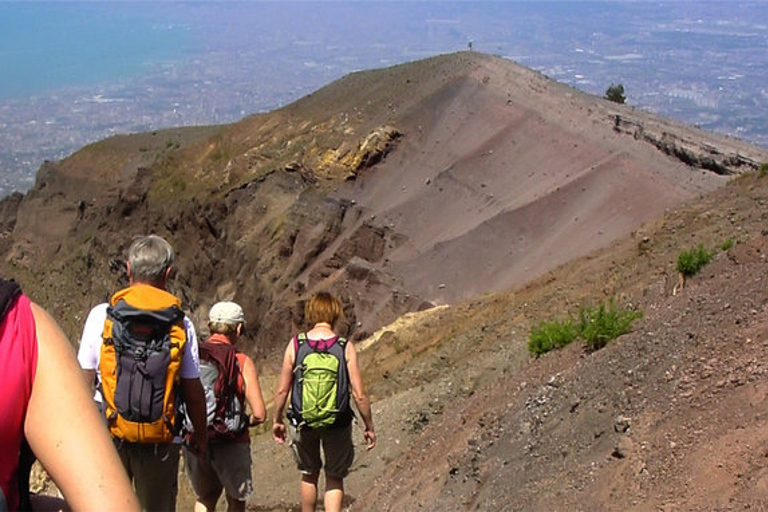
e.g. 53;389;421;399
4;1;765;103
0;1;625;102
0;1;190;100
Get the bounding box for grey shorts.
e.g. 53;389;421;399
116;441;180;512
184;442;253;502
288;423;355;479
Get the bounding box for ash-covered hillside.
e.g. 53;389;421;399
0;51;763;363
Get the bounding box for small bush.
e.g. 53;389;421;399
578;300;643;351
759;161;768;178
720;238;735;251
677;244;714;277
605;83;626;104
528;300;642;356
528;318;579;357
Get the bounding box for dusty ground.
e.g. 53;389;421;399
238;171;768;511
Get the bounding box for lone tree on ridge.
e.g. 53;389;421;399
605;83;626;104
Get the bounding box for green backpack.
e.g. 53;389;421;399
289;333;353;429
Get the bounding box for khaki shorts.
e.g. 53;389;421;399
184;442;253;502
288;423;355;479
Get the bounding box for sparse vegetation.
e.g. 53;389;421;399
677;243;714;277
605;83;626;104
760;161;768;178
529;300;642;356
528;318;579;357
578;300;643;352
720;238;735;251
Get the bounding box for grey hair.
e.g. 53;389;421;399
127;235;175;285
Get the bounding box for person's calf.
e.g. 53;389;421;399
300;472;320;512
324;475;344;512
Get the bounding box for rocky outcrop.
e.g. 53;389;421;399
614;113;763;175
0;191;22;239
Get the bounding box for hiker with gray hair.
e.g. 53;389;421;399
183;301;266;512
76;234;208;511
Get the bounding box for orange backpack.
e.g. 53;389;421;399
99;284;187;443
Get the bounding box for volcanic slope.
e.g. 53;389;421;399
338;168;768;512
244;169;768;510
337;54;763;305
0;52;763;359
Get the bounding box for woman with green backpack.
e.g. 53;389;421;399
272;292;375;512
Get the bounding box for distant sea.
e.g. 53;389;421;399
1;1;767;196
0;2;190;101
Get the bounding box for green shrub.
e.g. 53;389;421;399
578;300;643;351
605;83;626;104
677;244;714;277
759;161;768;178
720;238;735;251
528;300;643;357
528;318;579;357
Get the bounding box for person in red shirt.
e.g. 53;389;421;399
184;301;266;512
0;278;138;511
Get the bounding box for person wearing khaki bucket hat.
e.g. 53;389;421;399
183;301;266;512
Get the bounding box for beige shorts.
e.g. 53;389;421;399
288;423;355;479
184;442;253;502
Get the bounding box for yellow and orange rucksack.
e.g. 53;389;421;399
99;284;187;443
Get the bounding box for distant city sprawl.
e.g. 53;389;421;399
0;1;766;198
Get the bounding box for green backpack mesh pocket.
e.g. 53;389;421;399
299;352;341;429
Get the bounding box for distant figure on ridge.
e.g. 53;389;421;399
272;291;376;512
77;234;208;511
0;277;139;511
184;301;266;512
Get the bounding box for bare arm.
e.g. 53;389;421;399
180;377;208;457
25;303;139;511
271;341;295;444
346;341;376;450
82;368;97;393
240;355;266;426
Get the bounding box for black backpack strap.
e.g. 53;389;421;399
0;278;22;321
293;332;307;357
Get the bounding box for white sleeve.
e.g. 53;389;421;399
179;316;201;379
76;303;108;370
